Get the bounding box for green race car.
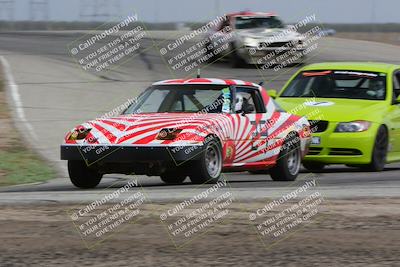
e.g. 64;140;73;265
272;62;400;171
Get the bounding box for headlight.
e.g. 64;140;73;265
156;128;182;140
243;37;257;47
68;127;91;140
302;124;311;137
335;121;371;132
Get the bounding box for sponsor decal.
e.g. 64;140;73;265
223;141;236;163
304;101;334;107
221;87;231;113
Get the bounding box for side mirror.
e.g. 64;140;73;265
268;89;277;99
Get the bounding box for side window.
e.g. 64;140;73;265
235;88;265;114
394;72;400;99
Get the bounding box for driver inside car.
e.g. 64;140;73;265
235;92;255;113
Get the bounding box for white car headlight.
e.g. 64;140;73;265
334;121;371;132
243;37;258;47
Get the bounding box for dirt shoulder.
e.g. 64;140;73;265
0;198;399;266
0;67;55;186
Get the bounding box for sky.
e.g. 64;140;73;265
3;0;400;23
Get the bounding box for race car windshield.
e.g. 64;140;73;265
280;70;387;100
235;16;284;29
123;85;231;114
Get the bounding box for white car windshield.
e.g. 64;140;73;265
235;16;285;29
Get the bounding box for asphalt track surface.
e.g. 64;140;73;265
0;31;399;202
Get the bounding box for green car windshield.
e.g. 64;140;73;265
281;70;387;100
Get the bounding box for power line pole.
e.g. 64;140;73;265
80;0;121;21
29;0;49;21
0;0;15;21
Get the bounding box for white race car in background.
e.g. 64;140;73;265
205;12;307;68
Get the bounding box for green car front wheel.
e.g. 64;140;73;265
361;126;389;172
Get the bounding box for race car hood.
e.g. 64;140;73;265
275;97;388;123
65;113;229;145
236;27;303;42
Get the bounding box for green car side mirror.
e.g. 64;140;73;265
268;89;277;99
396;95;400;104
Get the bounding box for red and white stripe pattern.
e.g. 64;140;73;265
64;78;310;167
153;78;261;87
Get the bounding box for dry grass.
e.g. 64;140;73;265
0;72;54;186
0;89;21;150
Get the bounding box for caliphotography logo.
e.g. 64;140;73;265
66;179;148;249
247;174;329;250
0;0;399;266
68;13;151;75
157;175;235;249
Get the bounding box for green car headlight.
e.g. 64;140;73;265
335;121;371;132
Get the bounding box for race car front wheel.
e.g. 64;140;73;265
362;126;388;172
270;135;301;181
189;139;222;184
68;160;103;189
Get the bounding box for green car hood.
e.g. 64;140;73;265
276;97;387;123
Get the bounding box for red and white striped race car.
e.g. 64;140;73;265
61;78;311;188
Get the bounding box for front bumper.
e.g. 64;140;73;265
60;144;204;163
238;46;306;65
304;122;378;164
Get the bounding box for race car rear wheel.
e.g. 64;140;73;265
68;160;103;189
189;139;222;184
270;135;301;181
361;125;388;172
302;162;325;172
160;173;187;184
